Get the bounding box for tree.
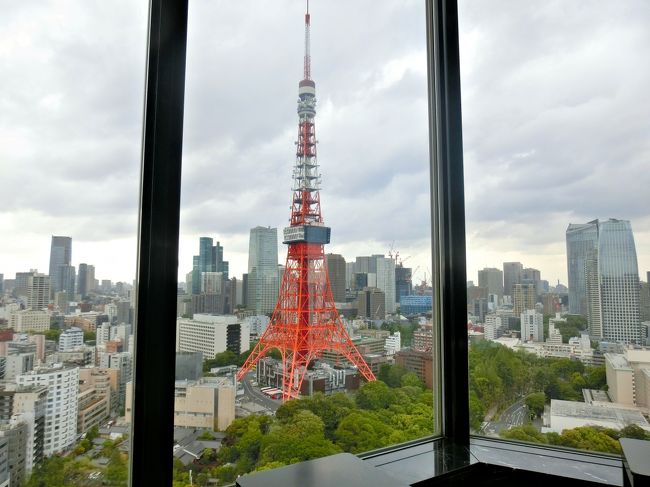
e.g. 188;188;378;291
500;425;547;444
400;372;424;389
215;465;237;485
87;424;100;441
377;363;408;388
525;392;546;419
334;411;395;453
260;410;340;465
469;391;485;431
619;424;650;440
105;450;128;485
43;329;62;342
198;430;216;441
25;456;68;487
556;426;622;454
355;381;394;410
200;448;215;464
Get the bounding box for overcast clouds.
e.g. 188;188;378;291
0;0;648;288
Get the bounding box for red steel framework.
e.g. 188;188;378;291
237;3;376;400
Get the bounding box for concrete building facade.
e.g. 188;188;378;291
16;366;79;456
176;314;250;360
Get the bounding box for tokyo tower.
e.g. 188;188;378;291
236;2;376;400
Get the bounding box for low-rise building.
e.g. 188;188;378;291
58;327;84;351
394;349;433;389
176;314;250;359
173;377;235;431
605;348;650;409
8;311;50;333
547;399;650;434
256;358;360;396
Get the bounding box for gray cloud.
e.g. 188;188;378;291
1;0;647;286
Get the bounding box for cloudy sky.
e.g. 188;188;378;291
1;0;648;288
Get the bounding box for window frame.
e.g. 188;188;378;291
125;0;623;484
129;0;467;484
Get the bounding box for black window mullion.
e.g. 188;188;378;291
426;0;469;444
131;0;189;485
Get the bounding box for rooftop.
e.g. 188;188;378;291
551;399;650;429
604;353;633;371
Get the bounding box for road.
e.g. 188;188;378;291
240;372;281;412
480;398;528;436
499;399;528;427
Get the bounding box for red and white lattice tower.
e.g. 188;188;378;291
236;3;376;400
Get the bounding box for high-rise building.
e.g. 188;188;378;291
513;283;536;316
0;385;47;474
0;421;28;486
357;288;385;320
16;365;79;456
108;353;133;410
192;238;230;293
0;274;4;295
198;237;215;272
521;310;543;342
503;262;523;297
566;221;599;316
116;300;131;325
14;271;35;299
27;273;50;311
48;236;72;294
395;265;413;304
376;256;396;314
77;263;95;297
325;254;346;302
583;219;641;344
478;267;503;299
246;227;279;315
640;281;650;322
521;268;542;296
355;256;373;274
57;264;76;297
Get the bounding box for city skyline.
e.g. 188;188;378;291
1;0;649;287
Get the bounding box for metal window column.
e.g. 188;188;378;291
131;0;188;485
426;0;469;444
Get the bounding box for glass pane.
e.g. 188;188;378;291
461;0;650;452
0;2;146;485
175;0;437;483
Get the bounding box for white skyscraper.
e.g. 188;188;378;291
247;226;279;315
376;257;396;314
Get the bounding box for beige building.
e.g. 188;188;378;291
77;368;112;434
8;311;50;333
173;378;235;431
513;283;536;316
605;349;650;409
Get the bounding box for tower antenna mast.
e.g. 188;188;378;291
304;0;311;80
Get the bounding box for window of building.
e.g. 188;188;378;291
170;1;440;482
0;1;145;484
461;0;650;454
